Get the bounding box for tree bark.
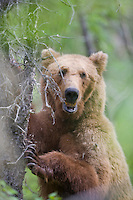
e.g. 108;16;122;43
0;52;34;199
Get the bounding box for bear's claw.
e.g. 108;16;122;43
25;156;38;164
24;143;41;175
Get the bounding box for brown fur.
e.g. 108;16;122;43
26;49;133;200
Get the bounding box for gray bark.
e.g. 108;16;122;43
0;52;34;199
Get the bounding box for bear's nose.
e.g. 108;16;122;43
65;88;79;104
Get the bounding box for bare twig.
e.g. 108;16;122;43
60;0;75;25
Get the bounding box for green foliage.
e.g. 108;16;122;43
0;180;18;200
23;168;43;200
1;0;74;57
47;192;62;200
105;56;133;185
113;94;133;182
23;169;62;200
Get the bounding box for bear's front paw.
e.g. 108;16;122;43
25;145;56;181
38;151;65;180
24;144;48;180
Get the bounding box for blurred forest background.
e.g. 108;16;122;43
0;0;133;199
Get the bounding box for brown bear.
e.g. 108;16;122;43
25;48;133;200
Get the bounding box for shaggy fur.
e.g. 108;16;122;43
26;48;133;200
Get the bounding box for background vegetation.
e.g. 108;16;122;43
0;0;133;199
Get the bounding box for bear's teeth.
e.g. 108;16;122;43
65;102;77;107
63;102;77;113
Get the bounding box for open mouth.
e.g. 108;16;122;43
63;102;77;113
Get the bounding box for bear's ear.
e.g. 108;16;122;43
89;51;108;75
41;48;61;67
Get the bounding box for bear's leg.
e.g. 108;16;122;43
25;145;100;195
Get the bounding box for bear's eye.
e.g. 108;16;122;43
59;68;67;77
80;72;86;79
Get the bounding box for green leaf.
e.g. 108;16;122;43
48;192;62;200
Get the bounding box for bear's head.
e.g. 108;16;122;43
41;48;108;120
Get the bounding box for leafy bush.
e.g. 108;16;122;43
0;180;18;200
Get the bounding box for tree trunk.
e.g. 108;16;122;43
0;1;34;198
0;52;34;199
79;13;95;56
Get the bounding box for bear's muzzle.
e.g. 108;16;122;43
63;87;79;113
